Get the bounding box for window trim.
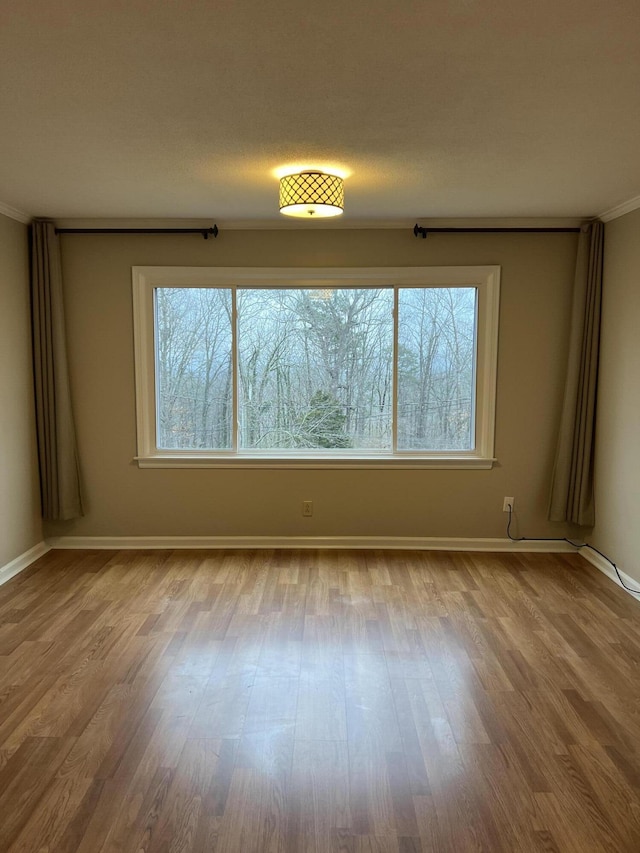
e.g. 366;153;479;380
132;265;500;469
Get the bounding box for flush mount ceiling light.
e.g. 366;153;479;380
279;171;344;218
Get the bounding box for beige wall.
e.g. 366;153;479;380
47;228;578;541
592;209;640;583
0;214;43;565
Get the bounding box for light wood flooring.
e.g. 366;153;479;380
1;548;639;852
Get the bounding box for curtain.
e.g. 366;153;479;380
31;220;84;520
549;220;604;526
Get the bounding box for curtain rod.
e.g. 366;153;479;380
55;225;219;240
53;223;580;240
413;224;581;239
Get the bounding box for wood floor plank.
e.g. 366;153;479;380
287;739;351;852
0;735;76;850
0;547;638;851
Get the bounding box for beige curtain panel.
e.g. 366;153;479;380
549;220;604;526
31;220;84;520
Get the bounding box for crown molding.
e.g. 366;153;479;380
0;200;30;224
599;193;640;223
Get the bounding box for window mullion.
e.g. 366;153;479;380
392;287;399;453
152;287;160;454
232;286;239;453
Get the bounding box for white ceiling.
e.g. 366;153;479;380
1;0;639;223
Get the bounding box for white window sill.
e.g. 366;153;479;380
134;454;496;470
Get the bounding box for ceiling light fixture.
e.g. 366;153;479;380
279;171;344;218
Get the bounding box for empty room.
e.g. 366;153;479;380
1;1;640;851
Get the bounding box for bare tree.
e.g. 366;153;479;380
155;285;475;453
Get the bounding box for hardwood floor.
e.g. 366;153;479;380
0;548;639;852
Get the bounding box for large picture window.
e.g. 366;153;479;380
133;266;499;468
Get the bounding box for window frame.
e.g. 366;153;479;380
132;265;500;469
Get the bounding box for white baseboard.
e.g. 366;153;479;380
46;535;577;553
0;541;51;587
10;538;637;603
580;548;640;599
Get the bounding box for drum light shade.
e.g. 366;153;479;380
279;171;344;218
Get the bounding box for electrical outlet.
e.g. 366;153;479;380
503;496;515;513
302;500;313;517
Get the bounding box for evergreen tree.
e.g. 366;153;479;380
297;390;351;448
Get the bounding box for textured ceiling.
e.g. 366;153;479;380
1;0;639;222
